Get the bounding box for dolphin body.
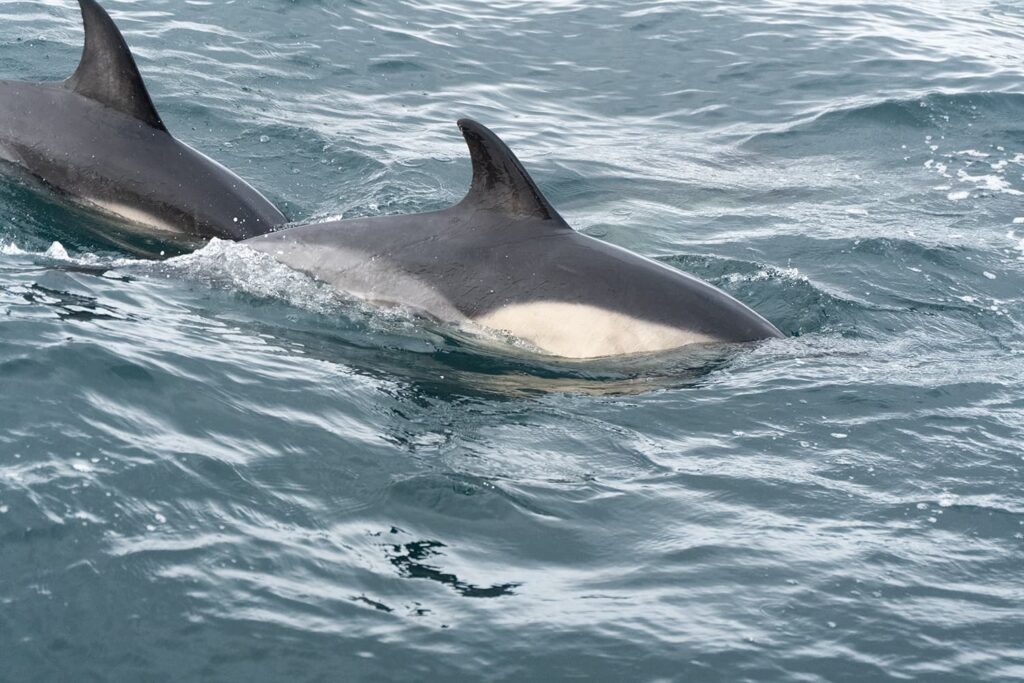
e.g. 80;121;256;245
246;120;784;359
0;0;285;244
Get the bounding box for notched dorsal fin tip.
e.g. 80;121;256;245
64;0;166;131
456;118;564;223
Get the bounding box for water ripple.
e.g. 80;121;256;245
1;0;1023;681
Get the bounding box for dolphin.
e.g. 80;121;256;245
0;0;285;244
245;119;783;359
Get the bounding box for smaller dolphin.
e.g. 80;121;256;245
0;0;285;244
246;120;784;359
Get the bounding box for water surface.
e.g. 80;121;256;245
1;1;1023;680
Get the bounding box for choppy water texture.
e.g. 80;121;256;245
2;0;1024;680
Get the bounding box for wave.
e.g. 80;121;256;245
743;91;1024;155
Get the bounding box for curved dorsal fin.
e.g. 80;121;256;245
456;119;565;223
64;0;166;131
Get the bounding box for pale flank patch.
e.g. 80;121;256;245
477;302;714;359
87;198;180;234
249;239;468;323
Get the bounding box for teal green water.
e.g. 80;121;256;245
2;1;1024;680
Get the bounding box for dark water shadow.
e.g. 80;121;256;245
241;312;746;400
20;283;135;322
381;529;520;599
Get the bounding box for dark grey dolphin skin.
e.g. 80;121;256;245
247;120;783;358
0;0;285;243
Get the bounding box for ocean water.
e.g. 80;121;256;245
1;0;1023;680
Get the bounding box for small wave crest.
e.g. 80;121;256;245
0;240;27;256
662;253;845;336
744;92;1024;156
156;239;350;317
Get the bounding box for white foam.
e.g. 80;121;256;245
0;237;413;329
725;266;803;283
44;241;69;260
956;149;990;159
161;239;351;317
947;190;970;201
34;241;138;270
956;170;1023;196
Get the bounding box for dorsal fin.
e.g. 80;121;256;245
456;119;565;223
63;0;166;131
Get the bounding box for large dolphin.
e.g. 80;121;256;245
246;120;784;359
0;0;285;243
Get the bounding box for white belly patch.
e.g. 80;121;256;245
476;302;714;359
87;198;181;234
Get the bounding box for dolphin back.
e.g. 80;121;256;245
246;120;784;358
0;0;287;245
